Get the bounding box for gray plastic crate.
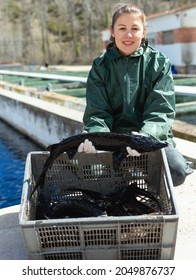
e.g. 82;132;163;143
19;149;178;260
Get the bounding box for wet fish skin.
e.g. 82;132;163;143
109;182;161;215
47;132;166;172
36;193;55;220
52;199;104;219
35;183;161;219
118;182;161;215
30;132;167;198
48;132;167;156
112;182;161;210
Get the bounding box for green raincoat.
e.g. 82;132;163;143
83;42;176;146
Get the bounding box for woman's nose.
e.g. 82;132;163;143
126;31;133;37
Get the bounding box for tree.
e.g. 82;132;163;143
0;0;194;64
36;0;52;63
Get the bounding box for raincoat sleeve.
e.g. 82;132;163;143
139;57;176;144
83;60;113;132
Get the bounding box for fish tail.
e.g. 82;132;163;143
29;173;46;199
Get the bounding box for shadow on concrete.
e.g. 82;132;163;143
0;207;27;260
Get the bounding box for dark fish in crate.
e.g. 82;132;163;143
114;182;162;215
35;183;161;219
35;193;54;220
74;184;161;216
36;190;105;220
52;190;106;218
52;199;104;218
30;132;167;198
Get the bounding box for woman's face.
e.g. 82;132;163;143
110;13;146;56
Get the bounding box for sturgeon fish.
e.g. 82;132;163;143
30;132;167;198
35;183;161;219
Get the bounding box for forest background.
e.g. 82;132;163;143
0;0;194;65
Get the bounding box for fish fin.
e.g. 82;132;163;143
66;148;78;159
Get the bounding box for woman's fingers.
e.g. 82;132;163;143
78;139;97;154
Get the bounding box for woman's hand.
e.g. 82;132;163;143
77;131;142;156
126;146;141;157
126;131;142;157
77;139;97;154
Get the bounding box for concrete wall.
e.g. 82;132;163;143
1;86;195;147
153;42;196;66
0;89;83;148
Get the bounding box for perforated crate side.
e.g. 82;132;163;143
26;214;177;260
19;150;178;260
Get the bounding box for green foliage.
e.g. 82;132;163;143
75;45;81;58
48;2;59;17
6;1;22;21
47;18;67;36
104;10;110;28
74;2;84;17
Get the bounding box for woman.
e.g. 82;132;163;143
78;3;193;186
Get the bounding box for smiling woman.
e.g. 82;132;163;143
109;4;147;56
79;2;193;187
